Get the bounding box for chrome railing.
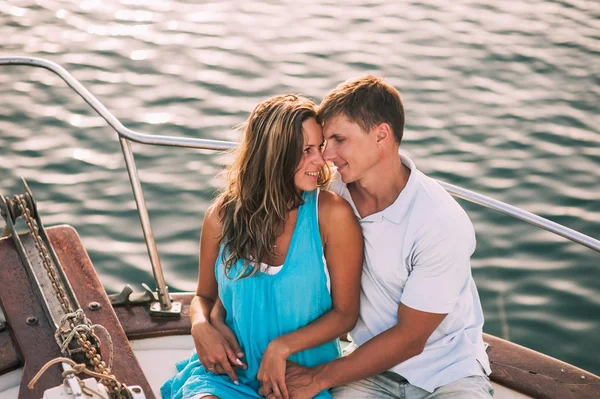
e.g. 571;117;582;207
2;56;599;313
436;181;600;253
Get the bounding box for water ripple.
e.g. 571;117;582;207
0;0;598;374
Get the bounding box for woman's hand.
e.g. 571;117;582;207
191;321;245;384
257;340;290;399
210;314;247;374
209;297;246;363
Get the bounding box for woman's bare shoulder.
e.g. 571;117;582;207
203;202;223;234
318;189;357;226
317;189;362;259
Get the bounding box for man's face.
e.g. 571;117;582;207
322;114;379;184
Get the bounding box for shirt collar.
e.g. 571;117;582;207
380;153;419;224
339;152;420;224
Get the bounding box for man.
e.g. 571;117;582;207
281;76;493;398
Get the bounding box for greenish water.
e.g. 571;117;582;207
1;0;598;375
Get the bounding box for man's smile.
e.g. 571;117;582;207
336;162;348;171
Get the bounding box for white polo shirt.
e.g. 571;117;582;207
329;153;491;393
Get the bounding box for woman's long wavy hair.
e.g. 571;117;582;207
216;94;331;279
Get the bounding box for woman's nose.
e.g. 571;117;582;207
313;151;326;166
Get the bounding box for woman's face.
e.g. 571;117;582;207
294;117;326;192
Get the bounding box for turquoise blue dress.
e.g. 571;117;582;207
161;190;341;399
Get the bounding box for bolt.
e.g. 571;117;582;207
88;302;101;311
132;387;142;394
581;375;586;380
26;317;38;325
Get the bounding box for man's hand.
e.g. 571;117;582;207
279;361;323;399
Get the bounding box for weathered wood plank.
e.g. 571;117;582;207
113;294;192;340
486;334;600;399
0;226;155;399
49;226;155;399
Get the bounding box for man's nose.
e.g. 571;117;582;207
322;144;334;161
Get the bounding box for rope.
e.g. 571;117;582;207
28;357;120;390
29;357;129;398
55;310;115;371
79;377;109;399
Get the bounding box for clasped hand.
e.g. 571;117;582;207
257;340;290;398
259;358;321;399
191;319;247;384
192;320;320;399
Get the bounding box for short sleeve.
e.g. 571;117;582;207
401;229;474;314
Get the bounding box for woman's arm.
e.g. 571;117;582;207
191;204;244;383
191;204;221;326
269;190;363;355
257;190;363;398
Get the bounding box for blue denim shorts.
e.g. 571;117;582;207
331;372;494;399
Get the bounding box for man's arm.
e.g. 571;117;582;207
290;304;446;395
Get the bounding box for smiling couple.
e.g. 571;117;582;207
161;76;493;399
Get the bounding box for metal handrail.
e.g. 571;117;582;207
0;57;237;151
437;181;599;252
1;56;598;311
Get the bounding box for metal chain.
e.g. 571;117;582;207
14;195;128;398
14;195;72;314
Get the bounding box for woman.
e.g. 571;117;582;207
161;94;363;399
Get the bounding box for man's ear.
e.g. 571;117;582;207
375;123;393;144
